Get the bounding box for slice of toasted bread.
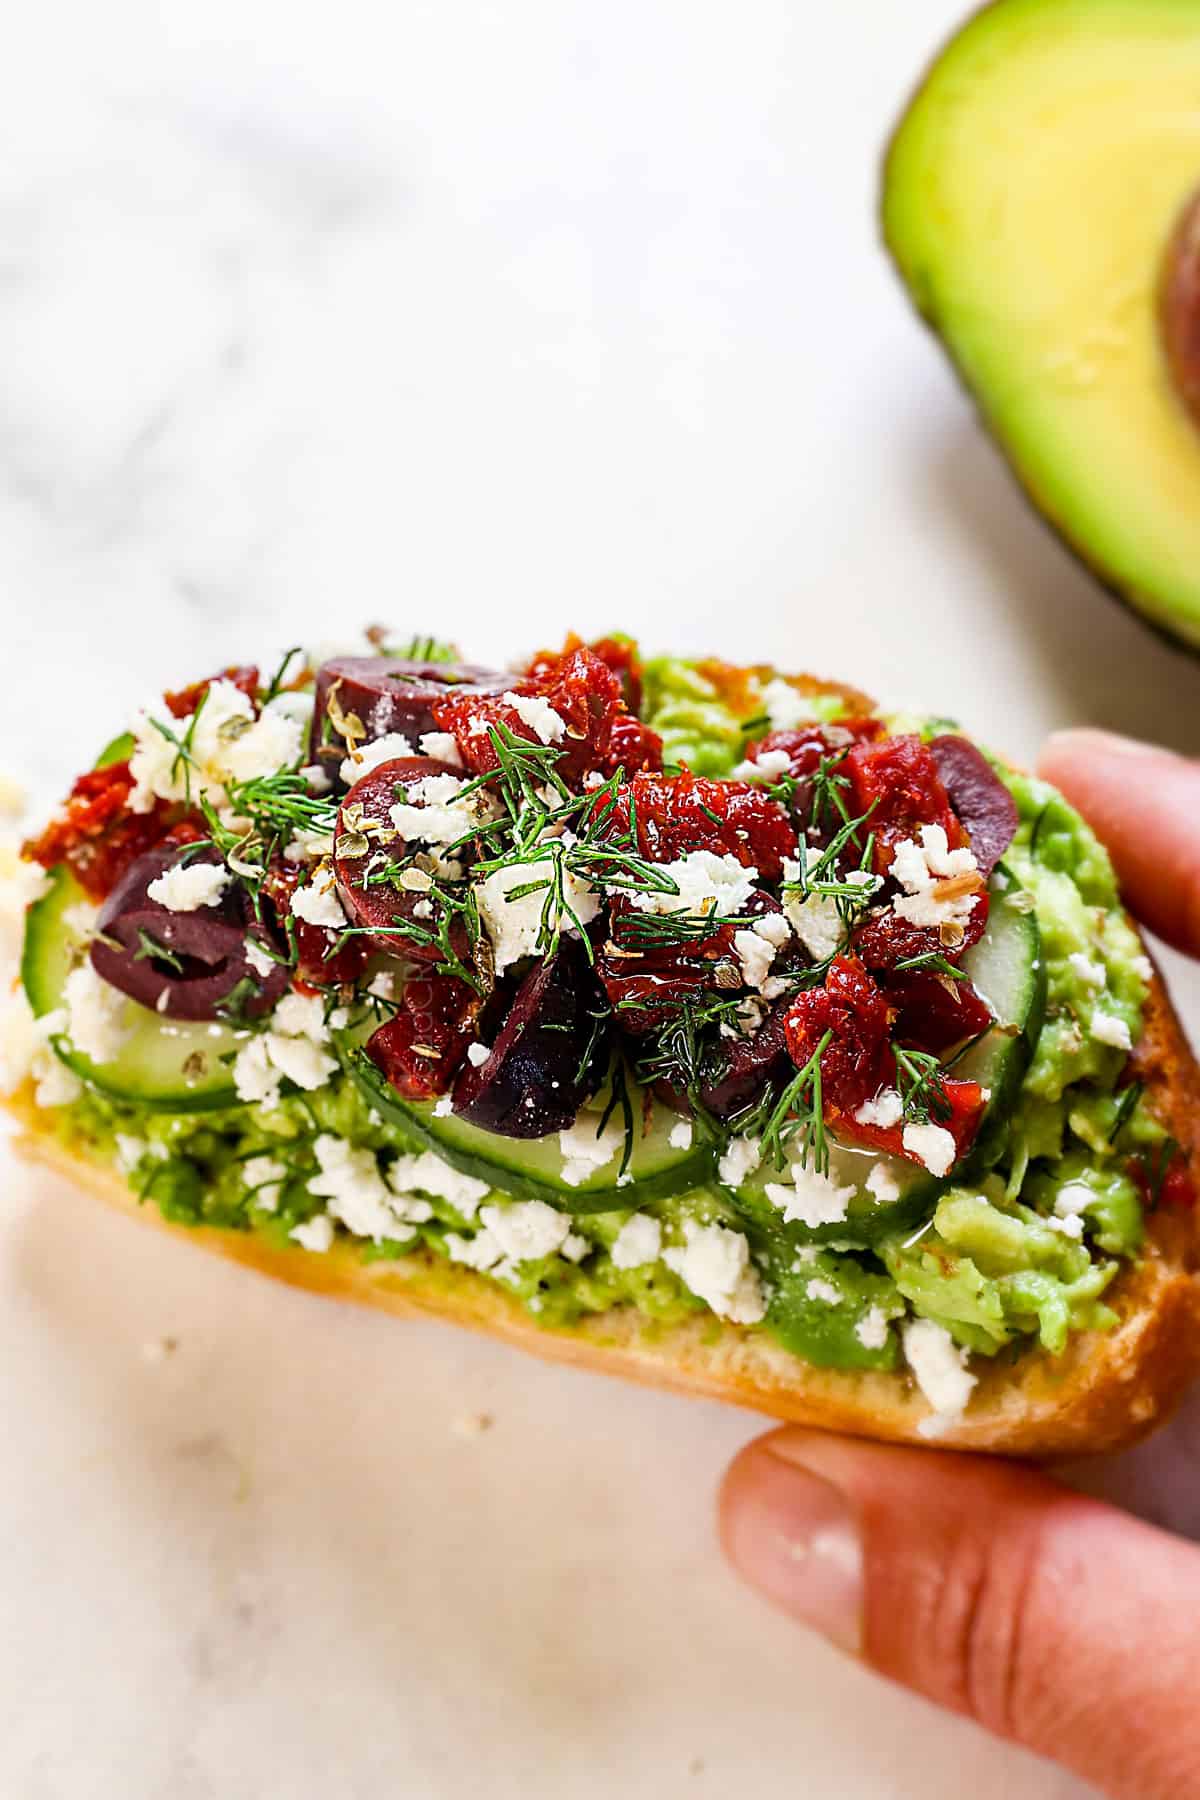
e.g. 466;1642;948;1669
6;953;1199;1456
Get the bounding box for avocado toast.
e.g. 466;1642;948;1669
5;635;1199;1453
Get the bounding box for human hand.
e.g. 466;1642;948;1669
719;728;1200;1800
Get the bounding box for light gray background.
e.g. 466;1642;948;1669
1;2;1197;1795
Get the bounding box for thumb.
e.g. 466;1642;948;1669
1037;729;1200;958
721;1429;1200;1799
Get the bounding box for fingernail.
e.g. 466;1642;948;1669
724;1444;863;1654
1043;727;1170;760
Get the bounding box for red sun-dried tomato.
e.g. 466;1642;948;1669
527;633;645;713
604;709;664;776
1132;1147;1196;1211
23;761;187;902
884;970;994;1057
852;893;989;974
260;861;371;991
843;734;968;875
366;972;479;1100
782;954;895;1116
593;770;797;879
164;665;260;720
596;896;742;1033
744;717;882;780
843;1077;987;1170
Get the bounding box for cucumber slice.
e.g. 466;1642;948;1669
344;1046;716;1211
719;874;1045;1246
21;866;247;1112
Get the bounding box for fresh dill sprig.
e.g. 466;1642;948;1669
892;951;968;981
892;1044;952;1124
759;1028;834;1174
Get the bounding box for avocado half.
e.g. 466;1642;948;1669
883;0;1200;653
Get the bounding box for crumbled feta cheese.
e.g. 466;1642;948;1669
479;1200;570;1263
445;1228;504;1272
1132;953;1153;982
891;824;982;931
626;850;757;921
501;691;567;745
1046;1180;1092;1239
475;858;600;974
667;1118;694;1150
790;1245;818;1269
733;912;791;994
663;1222;766;1324
735;748;794;782
282;826;336;864
232;992;336;1105
718;1136;762;1186
290;877;349;931
856;1306;891;1351
338;731;416;786
466;1041;490;1067
806;1277;842;1306
243;1154;287;1212
34;1052;83;1108
561;1233;590;1263
62;901;99;940
762;678;818;731
114;1133;147;1174
63;964;129;1064
388;1151;489;1219
1068;952;1106;989
903;1319;977;1436
765;1163;856;1228
855;1088;904;1130
610;1213;663;1269
300;763;332;794
865;1161;901;1204
418;731;464;768
127;678;304;814
901;1121;957;1178
1091;1010;1132;1052
306;1135;427;1244
146;861;230;913
433;1093;454;1116
391;773;501;848
290;1214;335;1253
559;1110;625;1185
245;938;277;979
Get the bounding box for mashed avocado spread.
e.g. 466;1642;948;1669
13;646;1171;1422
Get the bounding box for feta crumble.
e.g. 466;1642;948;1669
391;774;501;848
856;1307;891;1351
855;1088;903;1130
865;1161;901;1204
559;1110;625;1185
891;825;982;932
388;1152;489;1219
290;1214;335;1253
610;1213;663;1269
667;1118;693;1150
903;1319;977;1436
479;1200;571;1264
146;861;230;913
501;691;567;745
1068;952;1106;990
466;1041;490;1067
475;859;600;974
626;850;757;921
806;1277;842;1306
762;678;818;731
245;938;277;979
663;1222;767;1324
232;993;336;1105
732;748;793;782
718;1136;761;1186
418;731;464;768
128;679;304;814
1091;1010;1133;1052
63;964;129;1065
764;1162;856;1228
901;1121;957;1179
733;912;791;993
338;731;415;785
290;877;349;932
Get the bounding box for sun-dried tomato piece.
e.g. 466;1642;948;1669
594;770;797;879
604;710;664;776
885;970;994;1056
526;633;646;713
782;954;895;1115
23;761;188;902
597;897;741;1033
853;893;989;973
1132;1147;1196;1211
260;861;371;991
843;1077;986;1169
365;972;479;1099
744;718;882;779
163;666;260;720
844;735;968;875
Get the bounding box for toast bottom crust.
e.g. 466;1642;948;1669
8;954;1200;1459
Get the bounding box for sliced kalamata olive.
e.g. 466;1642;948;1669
930;735;1019;878
309;657;509;784
90;849;288;1021
452;938;606;1137
698;997;793;1121
333;755;470;959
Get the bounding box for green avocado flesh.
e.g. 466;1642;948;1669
883;0;1200;650
18;657;1164;1382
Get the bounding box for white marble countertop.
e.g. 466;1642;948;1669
2;2;1198;1795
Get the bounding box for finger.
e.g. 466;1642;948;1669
720;1429;1200;1800
1038;729;1200;957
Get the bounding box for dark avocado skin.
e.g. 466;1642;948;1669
879;0;1200;661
